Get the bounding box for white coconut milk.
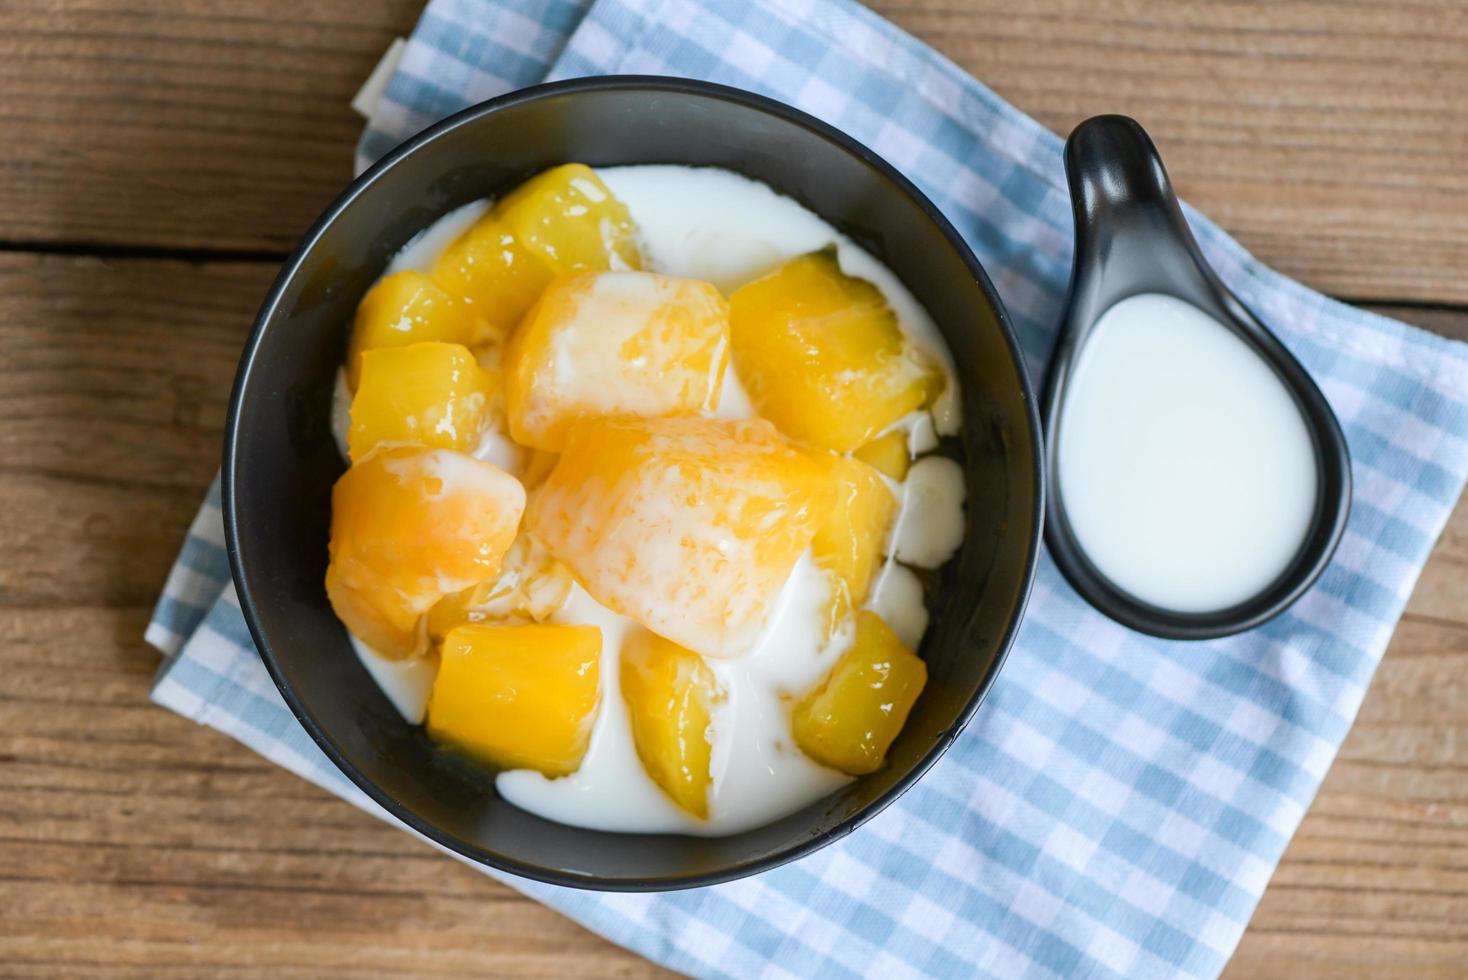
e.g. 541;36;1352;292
1057;292;1318;612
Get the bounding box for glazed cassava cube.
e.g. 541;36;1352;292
325;446;524;659
503;271;730;451
427;623;602;777
496;163;641;273
729;250;941;452
348;341;492;461
430;216;554;340
431;164;641;337
620;630;722;818
792;610;927;775
526;416;832;660
812;455;898;636
346;270;481;389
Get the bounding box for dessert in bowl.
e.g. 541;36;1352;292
328;160;966;834
226;77;1041;888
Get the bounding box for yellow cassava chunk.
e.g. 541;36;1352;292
853;430;911;480
426;533;574;640
527;416;832;660
429;165;641;338
325;447;525;659
793;611;927;775
812;455;897;636
729;250;941;452
346;271;481;389
430;215;554;340
427;623;601;777
620;631;721;818
348;342;492;461
495;163;640;273
503;271;730;451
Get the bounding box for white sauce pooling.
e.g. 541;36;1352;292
1057;292;1318;612
339;164;968;835
497;556;852;836
350;635;437;725
892;457;967;569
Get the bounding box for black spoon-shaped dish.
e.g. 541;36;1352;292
1042;115;1352;640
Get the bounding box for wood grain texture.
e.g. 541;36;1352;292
3;0;1467;304
0;0;422;254
868;0;1468;304
0;1;1465;976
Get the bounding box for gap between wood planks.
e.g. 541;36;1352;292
0;239;290;264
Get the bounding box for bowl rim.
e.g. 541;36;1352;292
223;74;1045;891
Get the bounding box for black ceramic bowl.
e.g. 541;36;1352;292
225;76;1042;890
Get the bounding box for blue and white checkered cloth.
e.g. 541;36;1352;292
148;0;1468;976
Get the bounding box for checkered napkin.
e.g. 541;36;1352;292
148;0;1468;976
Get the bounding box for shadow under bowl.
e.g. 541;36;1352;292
224;76;1043;890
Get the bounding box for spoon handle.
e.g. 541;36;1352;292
1063;115;1204;300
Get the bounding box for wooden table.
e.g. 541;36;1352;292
3;1;1465;975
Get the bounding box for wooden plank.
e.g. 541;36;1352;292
0;0;421;253
1226;614;1468;978
0;254;253;609
1;0;1465;305
870;0;1468;304
1362;304;1468;345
